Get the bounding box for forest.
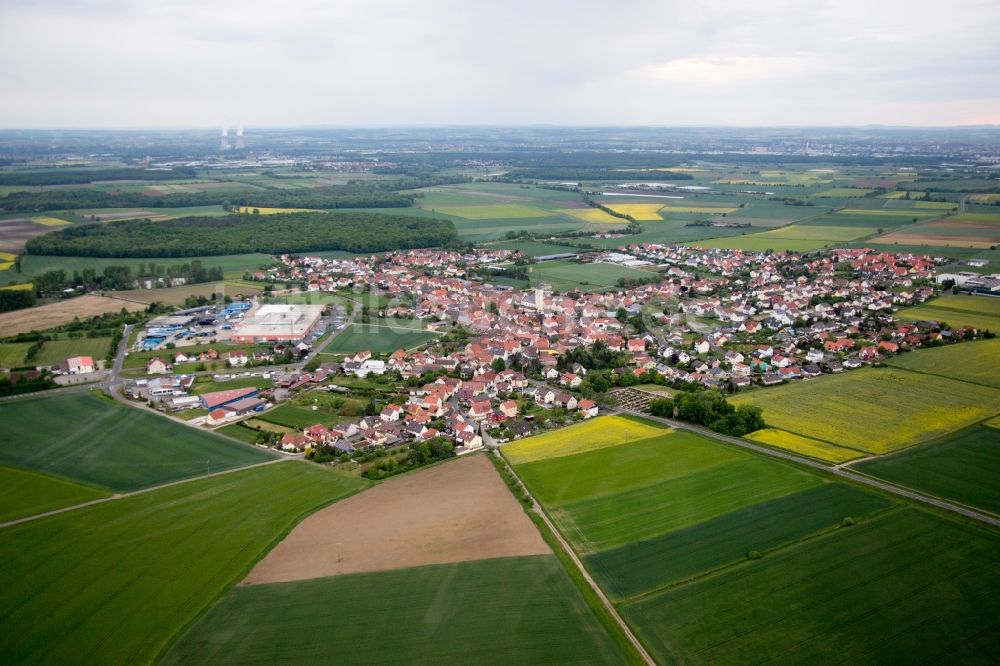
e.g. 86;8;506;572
25;211;457;257
0;167;198;186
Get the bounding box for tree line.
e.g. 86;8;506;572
649;390;765;437
26;211;458;258
0;167;197;186
32;260;226;295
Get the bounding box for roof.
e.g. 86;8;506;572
200;386;259;409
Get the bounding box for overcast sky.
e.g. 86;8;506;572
0;0;997;128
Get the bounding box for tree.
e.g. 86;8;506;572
491;357;506;373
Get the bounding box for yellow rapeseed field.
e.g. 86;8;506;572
744;428;863;464
0;282;33;291
235;207;317;215
557;208;622;223
605;204;665;221
502;416;665;465
658;205;738;215
0;251;15;270
31;216;70;226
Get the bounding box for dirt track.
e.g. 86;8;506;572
243;454;550;584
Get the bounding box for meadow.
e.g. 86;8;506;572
729;368;1000;454
622;509;1000;665
896;301;1000;332
11;252;275;280
887;338;1000;388
0;336;111;369
531;259;654;292
483;239;581;257
163;556;623;665
854;422;1000;515
0;462;366;665
0;465;107;522
0;392;276;491
322;320;439;354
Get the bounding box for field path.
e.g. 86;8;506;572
497;452;657;666
0;457;288;530
618;408;1000;529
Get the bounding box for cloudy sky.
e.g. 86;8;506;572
1;0;997;128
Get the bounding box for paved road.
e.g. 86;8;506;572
0;457;289;530
618;408;1000;529
493;451;656;666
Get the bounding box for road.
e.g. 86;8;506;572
617;407;1000;529
493;451;656;666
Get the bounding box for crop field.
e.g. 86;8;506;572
0;250;15;270
0;294;147;335
744;427;865;463
0;462;366;665
30;216;69;226
0;336;110;369
0;465;107;523
875;215;1000;248
111;280;262;305
897;295;1000;331
483;240;581;257
622;509;1000;665
531;259;653;292
691;234;835;252
656;204;739;215
0;392;276;491
233;206;317;214
246;455;549;583
502;415;664;465
604;203;667;220
0;218;58;253
434;204;554;219
165;556;623;666
761;224;878;240
854;422;1000;515
12;252;274;280
730;368;1000;454
813;187;875;197
557;207;625;223
887;339;1000;388
586;483;891;599
322;320;439;354
551;455;822;553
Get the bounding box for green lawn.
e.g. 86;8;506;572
0;462;366;665
551;456;822;553
854;422;1000;515
622;509;1000;665
0;392;276;491
531;259;654;292
255;402;333;429
163;556;623;666
189;375;273;395
585;483;892;600
323;321;439;354
0;465;108;522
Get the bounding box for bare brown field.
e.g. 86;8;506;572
0;294;146;334
0;219;50;253
243;454;550;585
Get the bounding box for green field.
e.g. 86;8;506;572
484;240;582;257
0;336;111;369
531;259;654;292
0;462;366;665
551;455;822;553
585;483;891;600
0;465;108;522
622;509;1000;665
897;305;1000;332
887;339;1000;388
322;320;439;354
854;422;1000;515
0;392;276;491
730;368;1000;454
164;555;622;665
11;252;274;280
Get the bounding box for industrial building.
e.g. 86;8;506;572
230;304;325;344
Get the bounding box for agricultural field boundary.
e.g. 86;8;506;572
491;451;656;666
615;408;1000;529
0;457;288;530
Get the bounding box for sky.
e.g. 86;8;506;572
0;0;998;128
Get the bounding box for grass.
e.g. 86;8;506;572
434;204;554;219
163;555;624;665
621;509;1000;665
813;187;876;197
0;392;276;491
690;235;835;252
887;339;1000;389
217;422;264;444
0;465;108;522
730;368;1000;454
586;483;892;600
483;240;581;257
502;415;665;465
531;259;653;292
189;375;272;395
0;462;367;665
896;305;1000;332
255;403;332;429
30;216;70;226
854;422;1000;515
322;321;439;354
744;427;865;463
515;430;744;505
13;253;274;280
0;336;111;369
550;456;822;553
